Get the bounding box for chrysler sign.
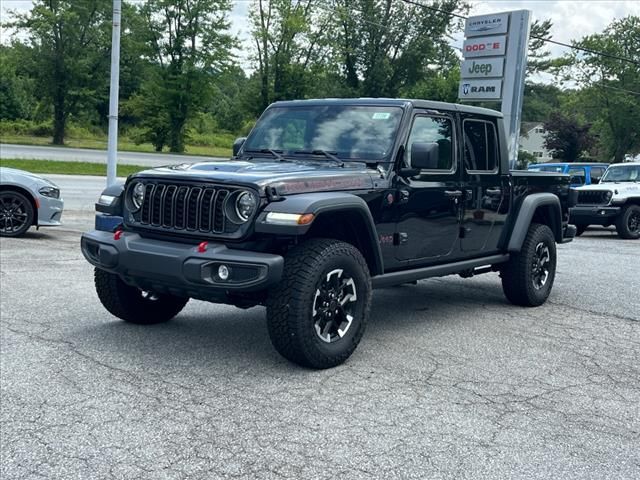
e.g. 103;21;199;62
464;13;510;37
462;35;507;58
458;79;503;100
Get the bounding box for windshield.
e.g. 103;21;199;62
601;165;640;183
242;105;404;161
528;165;564;173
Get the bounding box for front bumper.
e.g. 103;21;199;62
570;205;621;225
37;196;64;226
81;230;284;298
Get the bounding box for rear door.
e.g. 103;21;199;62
460;117;509;253
395;112;462;264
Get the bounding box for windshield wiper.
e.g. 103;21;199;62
244;148;287;161
293;149;345;167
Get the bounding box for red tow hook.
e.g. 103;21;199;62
197;241;208;253
113;230;123;240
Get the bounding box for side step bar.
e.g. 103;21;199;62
372;254;510;289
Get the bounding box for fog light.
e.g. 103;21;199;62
218;265;230;281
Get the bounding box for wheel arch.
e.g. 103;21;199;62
0;184;38;226
255;192;384;276
507;193;562;252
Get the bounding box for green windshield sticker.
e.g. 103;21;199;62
372;112;391;120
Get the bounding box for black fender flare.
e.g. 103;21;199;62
507;193;563;252
255;192;384;275
95;183;125;215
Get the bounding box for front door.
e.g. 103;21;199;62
395;113;462;264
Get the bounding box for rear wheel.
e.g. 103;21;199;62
615;205;640;239
501;223;557;307
94;268;189;324
0;191;34;237
266;239;372;369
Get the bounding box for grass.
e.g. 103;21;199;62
0;134;233;158
0;158;149;177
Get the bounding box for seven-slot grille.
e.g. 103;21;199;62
577;190;611;206
134;182;235;234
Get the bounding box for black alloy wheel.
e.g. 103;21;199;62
0;191;34;237
616;205;640;240
531;242;551;290
312;268;358;344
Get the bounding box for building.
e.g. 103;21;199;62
519;122;553;162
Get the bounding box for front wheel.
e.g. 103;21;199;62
501;223;557;307
615;205;640;239
94;268;189;324
0;191;34;237
266;239;372;369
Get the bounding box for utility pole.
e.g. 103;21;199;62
106;0;122;186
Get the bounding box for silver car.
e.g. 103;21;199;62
0;167;64;237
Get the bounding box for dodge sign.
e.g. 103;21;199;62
462;35;507;58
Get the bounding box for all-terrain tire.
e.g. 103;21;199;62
266;239;372;369
501;223;557;307
574;224;589;237
615;205;640;239
94;268;189;324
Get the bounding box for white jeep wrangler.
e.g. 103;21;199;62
570;162;640;239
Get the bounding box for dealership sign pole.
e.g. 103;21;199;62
106;0;122;187
459;10;532;169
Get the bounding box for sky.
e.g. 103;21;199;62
2;0;639;67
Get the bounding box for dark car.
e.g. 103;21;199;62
82;99;576;368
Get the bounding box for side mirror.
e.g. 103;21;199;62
410;142;439;170
232;137;246;157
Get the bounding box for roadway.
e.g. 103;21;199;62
1;143;226;167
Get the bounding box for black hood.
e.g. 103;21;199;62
131;159;377;195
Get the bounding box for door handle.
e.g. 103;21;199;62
444;190;463;198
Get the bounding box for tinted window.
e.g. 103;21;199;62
568;167;586;185
406;116;454;171
463;120;498;171
244;106;403;160
590;167;606;183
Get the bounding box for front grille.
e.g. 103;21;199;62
577;190;611;206
128;181;247;237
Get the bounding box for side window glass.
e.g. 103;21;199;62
406;116;454;171
463;120;498;172
590;167;605;183
568;167;586;185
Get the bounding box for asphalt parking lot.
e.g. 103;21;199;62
1;213;639;479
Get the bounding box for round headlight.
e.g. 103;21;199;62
605;191;613;202
235;191;257;222
131;182;145;211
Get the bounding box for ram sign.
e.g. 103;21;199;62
458;80;503;100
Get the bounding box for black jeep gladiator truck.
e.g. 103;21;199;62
82;99;576;369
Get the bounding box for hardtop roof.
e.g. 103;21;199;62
270;98;503;118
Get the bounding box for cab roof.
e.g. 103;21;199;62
270;98;503;118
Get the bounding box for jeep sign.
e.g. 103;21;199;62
462;35;507;58
464;12;510;37
458;79;503;100
461;58;504;79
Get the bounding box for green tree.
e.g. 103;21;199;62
570;16;640;163
7;1;112;144
133;0;235;152
332;0;467;97
543;111;596;161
